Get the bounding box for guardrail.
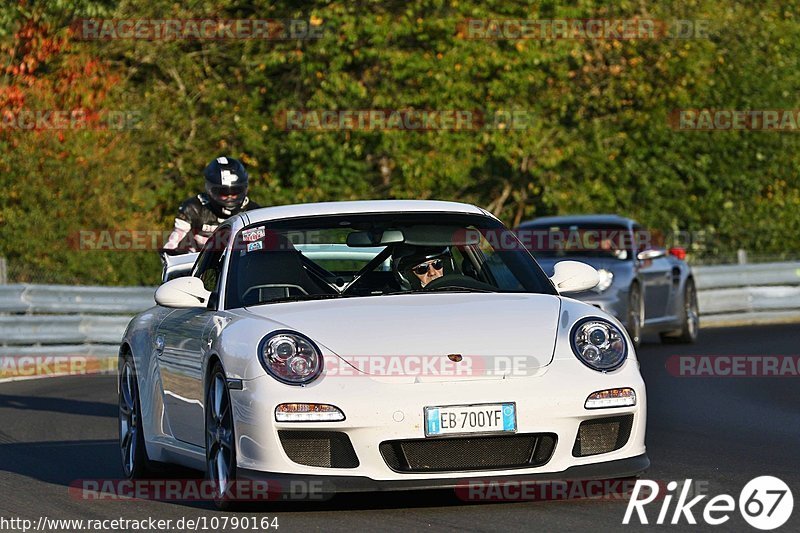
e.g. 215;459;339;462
0;261;799;358
0;284;155;357
693;261;800;327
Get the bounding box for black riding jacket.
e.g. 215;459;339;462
162;193;260;254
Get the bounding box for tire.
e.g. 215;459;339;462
205;361;238;511
660;278;699;344
626;283;644;349
119;352;155;479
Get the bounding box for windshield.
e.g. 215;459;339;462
516;223;634;260
224;213;556;308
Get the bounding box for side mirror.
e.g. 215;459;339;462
161;252;200;282
155;277;211;308
637;248;667;261
550;261;600;294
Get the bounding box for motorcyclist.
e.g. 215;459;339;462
162;156;260;254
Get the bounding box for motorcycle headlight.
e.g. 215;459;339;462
258;331;323;385
594;269;614;292
570;318;627;371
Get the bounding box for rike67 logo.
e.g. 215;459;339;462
624;476;794;530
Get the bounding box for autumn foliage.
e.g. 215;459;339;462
1;0;799;285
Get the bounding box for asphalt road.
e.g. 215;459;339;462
1;324;798;532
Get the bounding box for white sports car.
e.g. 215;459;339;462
119;200;648;509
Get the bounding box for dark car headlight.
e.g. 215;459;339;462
258;330;323;385
570;318;627;371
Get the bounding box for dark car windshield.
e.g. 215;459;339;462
225;212;557;308
516;223;634;260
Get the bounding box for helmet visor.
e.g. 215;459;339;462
207;184;247;208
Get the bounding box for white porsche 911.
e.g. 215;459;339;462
119;200;648;509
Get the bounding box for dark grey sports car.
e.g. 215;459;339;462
516;215;698;346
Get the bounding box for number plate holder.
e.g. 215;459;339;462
424;402;517;437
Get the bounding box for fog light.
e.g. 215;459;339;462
275;403;345;422
584;388;636;409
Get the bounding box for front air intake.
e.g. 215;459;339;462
572;414;633;457
278;431;359;468
380;433;557;473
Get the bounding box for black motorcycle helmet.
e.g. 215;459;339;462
204;156;249;210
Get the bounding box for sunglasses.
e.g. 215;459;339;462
412;259;444;275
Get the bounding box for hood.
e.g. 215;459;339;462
244;292;561;381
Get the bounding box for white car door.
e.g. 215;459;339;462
156;246;224;446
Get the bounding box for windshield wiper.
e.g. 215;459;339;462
424;286;493;293
251;293;344;305
381;287;494;296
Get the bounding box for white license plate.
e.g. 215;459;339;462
424;403;516;437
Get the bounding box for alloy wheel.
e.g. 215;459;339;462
206;369;235;504
119;360;138;477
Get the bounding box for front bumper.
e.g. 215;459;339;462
238;452;650;493
230;355;647;484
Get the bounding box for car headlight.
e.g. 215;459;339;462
258;331;323;385
570;318;627;371
594;269;614;292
